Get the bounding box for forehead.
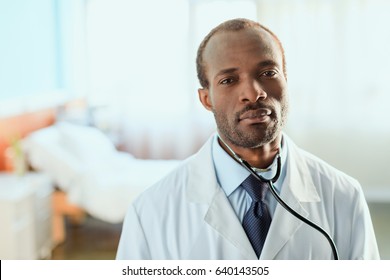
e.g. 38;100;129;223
203;28;282;72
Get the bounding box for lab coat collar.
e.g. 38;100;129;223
282;134;321;203
261;134;321;259
185;135;217;204
186;135;257;259
186;133;321;204
186;133;321;260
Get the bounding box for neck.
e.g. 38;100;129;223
218;134;281;169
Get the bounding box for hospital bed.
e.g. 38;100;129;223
22;122;180;228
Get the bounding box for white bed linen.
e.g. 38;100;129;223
23;123;180;223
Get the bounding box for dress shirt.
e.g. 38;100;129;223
212;133;288;221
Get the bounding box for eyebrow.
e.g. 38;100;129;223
214;59;280;80
214;67;239;79
257;59;279;69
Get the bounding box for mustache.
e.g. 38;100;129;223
235;103;275;121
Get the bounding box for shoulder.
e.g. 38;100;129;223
133;158;191;209
132;136;215;211
302;148;359;188
285;135;362;194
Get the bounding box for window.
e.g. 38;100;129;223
85;0;258;121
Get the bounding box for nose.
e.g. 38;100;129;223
240;79;267;103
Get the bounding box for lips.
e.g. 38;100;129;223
239;108;272;122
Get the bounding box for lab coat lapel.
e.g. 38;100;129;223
260;136;321;259
260;185;308;259
204;187;257;259
186;136;257;260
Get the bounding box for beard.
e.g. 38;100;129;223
213;98;289;149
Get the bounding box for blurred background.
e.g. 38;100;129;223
0;0;389;259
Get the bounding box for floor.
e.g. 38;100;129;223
51;215;122;260
368;202;390;260
50;203;390;260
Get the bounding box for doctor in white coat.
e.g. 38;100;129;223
116;18;380;260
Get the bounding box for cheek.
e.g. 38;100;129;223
269;83;288;106
214;97;238;119
218;86;241;105
269;80;287;97
211;97;237;125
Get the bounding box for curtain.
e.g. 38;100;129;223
85;0;257;159
255;0;390;187
83;0;390;187
257;0;390;132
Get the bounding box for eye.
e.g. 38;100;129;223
261;70;278;78
219;77;236;85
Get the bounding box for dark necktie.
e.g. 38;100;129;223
241;174;272;258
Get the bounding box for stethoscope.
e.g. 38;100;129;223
217;134;339;260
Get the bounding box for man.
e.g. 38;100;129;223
116;18;380;259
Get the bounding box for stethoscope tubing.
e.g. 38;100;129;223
217;134;339;260
241;158;340;260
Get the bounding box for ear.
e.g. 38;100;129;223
198;88;213;111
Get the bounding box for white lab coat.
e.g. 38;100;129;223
116;134;380;260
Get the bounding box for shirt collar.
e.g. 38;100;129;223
212;133;288;197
